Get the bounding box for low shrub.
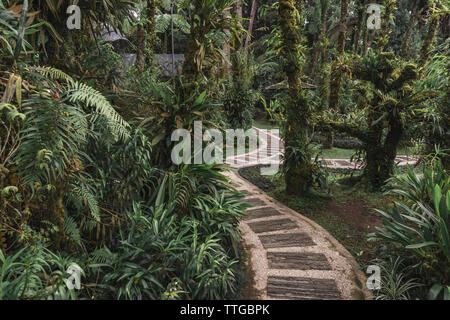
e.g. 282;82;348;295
370;160;450;299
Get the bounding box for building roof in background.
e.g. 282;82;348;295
100;26;130;42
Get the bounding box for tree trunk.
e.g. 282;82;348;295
317;0;330;110
279;0;313;196
306;33;320;77
400;0;419;58
182;0;205;84
231;1;243;83
362;21;369;56
306;0;329;78
244;0;257;57
328;0;348;111
419;2;440;69
326;0;348;149
364;114;403;190
353;0;366;54
145;0;157;65
136;25;145;72
376;0;397;51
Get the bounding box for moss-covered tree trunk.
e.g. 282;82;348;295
279;0;313;196
306;0;329;79
400;0;419;58
136;25;145;72
326;0;348;149
353;0;366;54
182;0;205;85
244;0;257;56
419;2;440;69
364;107;404;189
136;1;157;72
306;33;320;77
317;1;330;110
144;0;158;66
376;0;397;51
328;0;348;111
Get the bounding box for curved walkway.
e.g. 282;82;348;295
224;170;371;300
226;127;418;170
224;127;416;300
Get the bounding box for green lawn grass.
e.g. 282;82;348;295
315;145;417;159
253;119;279;130
316;147;358;159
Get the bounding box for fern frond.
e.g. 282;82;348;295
26;66;74;83
71;183;100;222
63;214;81;246
66;81;130;142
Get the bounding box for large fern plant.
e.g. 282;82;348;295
3;66;130;247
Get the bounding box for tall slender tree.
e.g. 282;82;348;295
400;0;419;58
244;0;257;56
137;0;158;71
325;0;348;148
328;0;348;112
306;0;329;78
376;0;397;52
419;1;440;69
353;0;367;55
145;0;158;65
183;0;205;84
278;0;313;196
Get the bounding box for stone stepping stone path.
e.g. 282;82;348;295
248;218;298;234
259;233;315;248
222;170;371;300
244;197;267;207
244;207;282;220
267;276;341;300
222;125;412;300
267;252;331;270
226;126;418;169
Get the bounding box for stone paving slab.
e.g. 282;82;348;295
247;218;298;234
244;207;282;221
259;232;315;248
267;252;331;270
267;276;341;300
244;197;267;207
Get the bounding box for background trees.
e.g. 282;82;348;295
0;0;448;300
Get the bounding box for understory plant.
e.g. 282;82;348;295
370;159;450;299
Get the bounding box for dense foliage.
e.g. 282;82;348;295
0;0;448;300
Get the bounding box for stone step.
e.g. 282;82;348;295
267;276;341;300
267;252;331;270
244;207;282;221
244;198;267;207
247;218;298;234
259;232;315;248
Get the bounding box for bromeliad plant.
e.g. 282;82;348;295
137;80;220;167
